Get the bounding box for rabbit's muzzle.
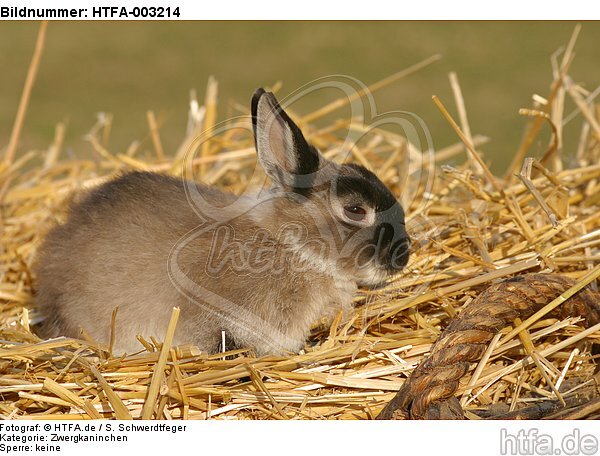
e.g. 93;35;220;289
388;236;411;271
373;221;410;272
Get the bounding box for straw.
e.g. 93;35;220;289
141;307;180;419
3;21;48;167
0;34;598;420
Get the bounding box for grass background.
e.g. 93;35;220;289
1;21;599;172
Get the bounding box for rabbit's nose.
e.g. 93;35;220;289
388;236;410;271
373;223;410;271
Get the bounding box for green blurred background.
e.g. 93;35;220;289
1;21;598;172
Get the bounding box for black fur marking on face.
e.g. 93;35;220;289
251;88;320;196
335;166;399;213
335;163;410;269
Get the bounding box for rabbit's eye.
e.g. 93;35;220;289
343;204;367;222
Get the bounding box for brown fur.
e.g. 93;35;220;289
35;172;355;355
34;90;408;356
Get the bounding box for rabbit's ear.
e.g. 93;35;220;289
252;89;320;190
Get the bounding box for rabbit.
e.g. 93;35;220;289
34;88;410;356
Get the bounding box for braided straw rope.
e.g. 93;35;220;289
377;274;600;420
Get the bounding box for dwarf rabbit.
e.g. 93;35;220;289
34;89;410;356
